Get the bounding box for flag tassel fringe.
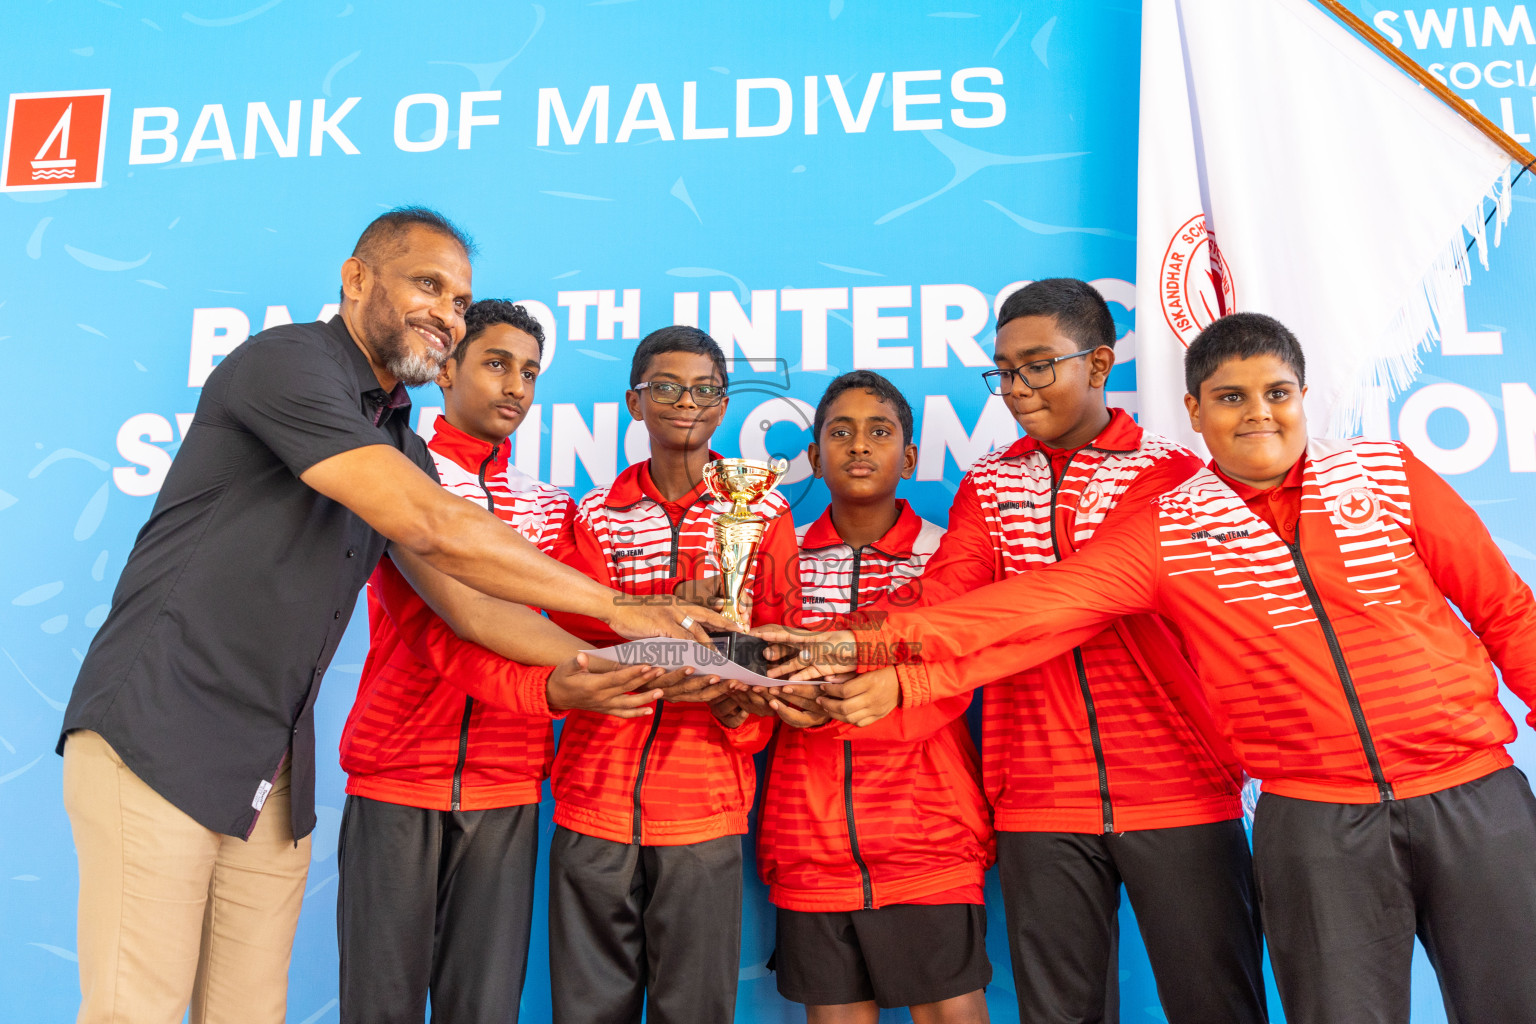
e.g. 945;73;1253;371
1329;165;1516;436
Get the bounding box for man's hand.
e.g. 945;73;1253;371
813;667;899;727
546;653;665;718
672;575;752;623
650;666;730;704
606;600;736;646
754;626;860;680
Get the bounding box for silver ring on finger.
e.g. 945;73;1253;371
680;615;694;631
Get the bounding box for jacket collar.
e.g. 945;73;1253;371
801;499;923;559
1001;406;1143;460
604;451;724;509
1211;452;1307;501
428;416;510;476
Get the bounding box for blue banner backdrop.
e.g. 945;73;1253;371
0;2;1531;1021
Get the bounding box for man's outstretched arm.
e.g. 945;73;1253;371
300;444;730;643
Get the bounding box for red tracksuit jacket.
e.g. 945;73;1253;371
862;438;1536;805
915;409;1242;833
758;504;994;912
548;457;799;845
339;418;575;811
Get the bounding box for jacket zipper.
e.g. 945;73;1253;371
1287;529;1394;802
843;552;875;908
629;494;701;843
1049;455;1115;834
451;442;501;811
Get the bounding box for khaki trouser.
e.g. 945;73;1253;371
62;730;310;1024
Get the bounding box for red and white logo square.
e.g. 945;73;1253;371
2;89;111;191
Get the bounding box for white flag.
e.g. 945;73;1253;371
1134;0;1514;452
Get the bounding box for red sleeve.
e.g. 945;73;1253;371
545;512;627;645
909;474;1002;607
857;508;1164;706
824;692;973;743
1399;444;1536;719
1075;450;1203;549
750;511;804;629
374;559;555;716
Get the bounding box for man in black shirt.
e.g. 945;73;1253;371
59;207;726;1024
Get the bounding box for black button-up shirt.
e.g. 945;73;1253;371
61;316;436;839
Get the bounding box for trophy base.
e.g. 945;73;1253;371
707;631;772;677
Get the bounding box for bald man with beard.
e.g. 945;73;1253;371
58;207;730;1024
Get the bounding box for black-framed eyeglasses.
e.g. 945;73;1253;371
633;381;728;407
981;349;1094;395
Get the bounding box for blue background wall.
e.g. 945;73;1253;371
0;1;1531;1020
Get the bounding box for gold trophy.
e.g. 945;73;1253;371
700;456;790;672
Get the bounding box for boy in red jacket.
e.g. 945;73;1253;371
547;325;800;1024
756;370;993;1023
336;300;681;1024
907;279;1263;1023
771;312;1536;1024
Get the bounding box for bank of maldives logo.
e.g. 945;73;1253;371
2;90;111;191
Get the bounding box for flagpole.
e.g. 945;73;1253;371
1313;0;1536;168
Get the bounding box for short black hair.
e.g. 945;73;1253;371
996;278;1116;351
813;370;915;446
629;325;729;388
452;299;545;363
352;205;476;266
1184;312;1306;397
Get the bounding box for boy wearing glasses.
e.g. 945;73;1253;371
909;279;1266;1022
546;325;799;1023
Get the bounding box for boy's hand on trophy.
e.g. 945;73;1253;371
816;667;900;727
754;626;859;679
651;666;730;703
547;653;665;719
764;686;832;728
707;690;751;729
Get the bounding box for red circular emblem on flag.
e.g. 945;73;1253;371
1160;214;1235;347
1333;488;1379;529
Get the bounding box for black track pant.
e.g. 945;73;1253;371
1254;766;1536;1024
997;819;1267;1024
547;826;742;1024
336;796;539;1024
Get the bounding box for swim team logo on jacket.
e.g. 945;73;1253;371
548;456;800;846
758;503;993;913
917;408;1243;834
875;437;1536;806
338;418;575;812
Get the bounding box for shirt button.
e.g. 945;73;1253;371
346;548;356;558
334;610;342;619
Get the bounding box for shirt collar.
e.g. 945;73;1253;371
605;451;724;508
801;499;923;558
324;315;413;426
1211;453;1307;500
1001;406;1142;459
427;416;510;475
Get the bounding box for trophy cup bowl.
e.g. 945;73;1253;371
699;456;790;674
